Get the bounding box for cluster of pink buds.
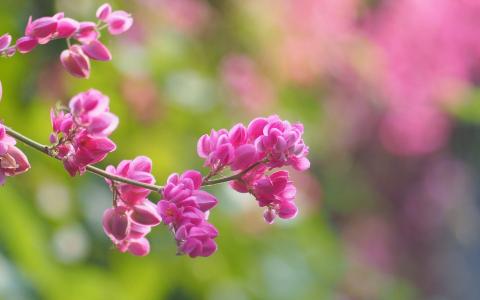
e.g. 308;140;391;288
0;124;30;185
157;171;218;257
0;3;132;78
197;115;310;224
49;89;118;176
103;157;160;256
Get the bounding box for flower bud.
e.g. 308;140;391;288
127;238;150;256
16;36;38;53
60;45;90;78
75;22;98;43
106;11;133;35
27;17;58;40
131;203;161;226
57;18;79;38
0;33;12;51
96;3;112;21
81;39;112;61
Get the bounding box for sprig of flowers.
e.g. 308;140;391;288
0;3;311;258
0;3;132;78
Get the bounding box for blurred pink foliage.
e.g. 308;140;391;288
371;0;480;155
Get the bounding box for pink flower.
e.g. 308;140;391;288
96;3;113;21
63;131;116;176
106;11;133;35
60;45;91;78
176;221;218;258
101;156;159;256
248;115;310;171
102;204;157;256
75;22;99;44
252;171;298;223
69;89;118;136
197;129;235;170
157;170;219;257
105;156;155;206
0;124;30;185
50;89;119;176
56;18;79;38
50;109;73;135
81;40;112;61
25;16;58;43
16;36;38;53
0;33;12;51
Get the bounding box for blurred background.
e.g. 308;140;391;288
1;0;480;299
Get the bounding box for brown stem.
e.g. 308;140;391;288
202;159;266;186
5;126;163;193
4;125;267;193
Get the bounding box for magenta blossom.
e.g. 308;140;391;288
248;115;310;171
105;156;155;206
69;89;118;136
157;170;219;257
103;201;160;256
0;124;30;185
0;3;133;78
197;115;309;224
102;156;160;256
60;45;91;78
49;89;118;176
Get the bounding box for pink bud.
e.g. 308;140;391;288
247;118;268;140
16;36;38;53
277;201;298;219
81;39;112;61
127;238;150;256
88;113;119;136
131;204;161;226
103;207;130;240
201;239;217;257
60;45;90;78
182;170;203;190
197;134;211;158
49;133;58;144
106;11;133;35
0;33;12;51
1;146;31;176
57;18;79;38
291;156;310;171
263;208;276;224
211;143;234;166
75;22;99;43
231;144;257;171
28;17;58;40
96;3;112;21
229;123;247;147
192;190;218;212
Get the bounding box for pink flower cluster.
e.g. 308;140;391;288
157;170;218;257
0;3;312;259
0;3;132;78
103;156;160;256
197;115;309;223
50;89;118;176
0;124;30;185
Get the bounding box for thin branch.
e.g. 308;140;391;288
4;125;267;193
5;126;163;193
202;159;266;186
